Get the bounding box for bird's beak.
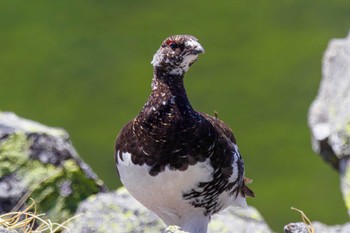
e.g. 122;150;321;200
193;44;205;55
185;40;205;55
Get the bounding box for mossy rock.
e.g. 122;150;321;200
66;187;272;233
0;112;106;223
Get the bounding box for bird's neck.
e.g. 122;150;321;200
146;68;194;115
134;69;200;149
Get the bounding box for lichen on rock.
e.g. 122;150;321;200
308;32;350;170
66;188;165;233
0;112;106;223
66;187;273;233
0;132;29;177
284;221;350;233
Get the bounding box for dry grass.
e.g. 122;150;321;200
0;198;80;233
0;169;80;232
291;207;315;233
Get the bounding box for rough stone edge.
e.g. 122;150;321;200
0;111;107;224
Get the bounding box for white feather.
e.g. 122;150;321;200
117;150;246;232
151;51;164;67
117;152;212;232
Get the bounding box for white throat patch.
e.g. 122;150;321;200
169;54;198;75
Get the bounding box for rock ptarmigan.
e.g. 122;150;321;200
115;35;254;233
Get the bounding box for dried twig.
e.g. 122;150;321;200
0;198;80;233
291;207;315;233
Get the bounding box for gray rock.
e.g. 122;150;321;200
0;227;17;233
284;222;310;233
285;221;350;233
308;32;350;215
66;188;164;233
66;187;273;233
308;32;350;170
0;112;106;224
210;205;272;233
284;32;350;232
163;226;189;233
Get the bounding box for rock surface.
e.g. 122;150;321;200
284;221;350;233
308;32;350;215
280;33;350;232
0;227;17;233
66;187;273;233
308;32;350;170
0;112;106;224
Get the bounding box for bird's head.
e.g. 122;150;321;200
151;35;205;76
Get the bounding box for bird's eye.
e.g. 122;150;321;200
169;42;178;50
166;40;178;50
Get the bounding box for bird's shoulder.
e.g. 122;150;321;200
115;119;133;152
199;112;237;145
115;119;150;166
115;119;132;157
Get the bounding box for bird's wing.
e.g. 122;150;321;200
199;112;237;144
199;112;255;198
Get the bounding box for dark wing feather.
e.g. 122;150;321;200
200;112;255;198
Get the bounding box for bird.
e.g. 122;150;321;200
115;35;254;233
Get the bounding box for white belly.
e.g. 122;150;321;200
117;152;215;225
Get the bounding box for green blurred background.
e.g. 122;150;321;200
1;0;350;231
